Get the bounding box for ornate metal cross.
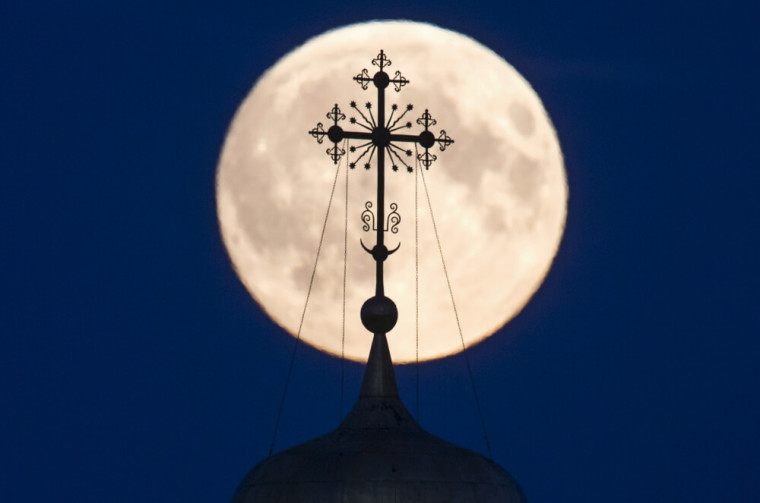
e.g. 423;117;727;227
309;50;454;335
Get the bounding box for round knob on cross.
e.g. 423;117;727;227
327;125;344;143
371;127;391;147
419;130;436;149
373;71;389;89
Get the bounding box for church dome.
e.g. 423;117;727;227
232;333;527;503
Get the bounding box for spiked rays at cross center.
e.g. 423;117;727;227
308;50;454;173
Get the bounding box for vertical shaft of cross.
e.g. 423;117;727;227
375;81;386;297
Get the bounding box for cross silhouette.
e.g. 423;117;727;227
308;50;454;330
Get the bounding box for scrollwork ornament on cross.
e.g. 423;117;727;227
361;202;375;232
360;201;400;234
386;203;400;233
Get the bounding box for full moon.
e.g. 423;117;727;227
217;21;567;363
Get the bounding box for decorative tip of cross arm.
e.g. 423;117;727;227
415;109;455;170
416;109;437;129
372;50;391;69
353;50;409;92
310;104;349;163
327;144;346;165
390;71;409;92
437;130;454;151
417;150;437;169
327;103;345;124
308;123;326;144
354;69;372;90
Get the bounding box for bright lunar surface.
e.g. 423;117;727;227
216;21;567;363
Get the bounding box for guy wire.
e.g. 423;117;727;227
417;145;493;459
415;154;420;420
269;139;346;457
341;139;349;420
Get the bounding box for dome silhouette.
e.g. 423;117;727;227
232;333;527;502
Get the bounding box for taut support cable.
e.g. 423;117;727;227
341;142;349;420
418;148;493;459
269;140;346;457
415;156;420;420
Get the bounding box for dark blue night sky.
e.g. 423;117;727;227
2;2;759;501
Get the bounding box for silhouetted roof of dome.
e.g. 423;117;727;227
232;332;527;503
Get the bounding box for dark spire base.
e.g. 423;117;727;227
231;330;527;502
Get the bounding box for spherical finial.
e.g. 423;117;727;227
371;126;391;147
327;124;344;143
373;70;390;89
360;295;398;333
418;130;436;148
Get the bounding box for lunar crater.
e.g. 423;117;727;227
508;101;536;137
